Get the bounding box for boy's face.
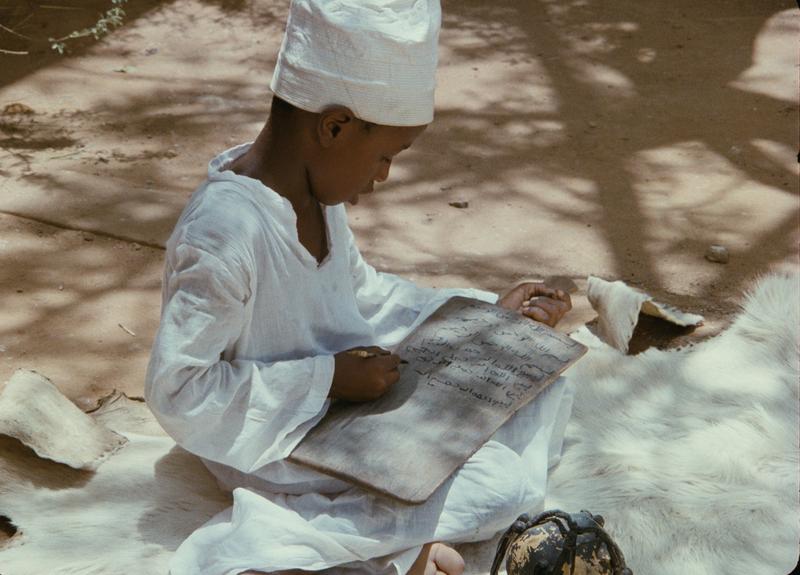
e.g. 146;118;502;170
311;119;427;206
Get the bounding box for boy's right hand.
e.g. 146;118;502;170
331;346;401;402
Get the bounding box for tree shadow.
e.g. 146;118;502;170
356;0;796;300
0;0;796;398
1;0;168;86
0;0;283;89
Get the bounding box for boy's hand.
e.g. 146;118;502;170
331;346;401;402
497;282;572;327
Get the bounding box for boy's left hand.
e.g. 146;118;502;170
497;282;572;327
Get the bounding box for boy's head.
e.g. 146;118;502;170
268;0;440;205
271;96;426;206
271;0;441;127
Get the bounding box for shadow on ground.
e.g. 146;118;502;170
0;0;796;395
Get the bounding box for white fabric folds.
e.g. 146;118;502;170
145;143;574;574
270;0;441;126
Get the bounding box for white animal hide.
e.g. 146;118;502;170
547;272;800;574
587;276;704;353
0;393;230;575
0;370;127;470
90;389;169;437
0;274;796;575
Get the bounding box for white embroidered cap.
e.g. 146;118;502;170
270;0;441;127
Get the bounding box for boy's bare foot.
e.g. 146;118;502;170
239;570;308;574
239;545;464;575
408;542;465;575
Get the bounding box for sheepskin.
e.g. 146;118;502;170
0;369;127;470
547;272;800;574
0;273;797;575
586;276;704;353
0;393;230;575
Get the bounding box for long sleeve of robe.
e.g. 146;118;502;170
145;144;574;575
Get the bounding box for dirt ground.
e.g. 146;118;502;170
0;0;798;401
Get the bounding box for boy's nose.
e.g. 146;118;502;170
374;160;391;183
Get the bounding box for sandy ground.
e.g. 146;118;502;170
0;1;798;405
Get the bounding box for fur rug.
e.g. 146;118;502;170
0;273;797;575
0;393;231;575
546;272;800;574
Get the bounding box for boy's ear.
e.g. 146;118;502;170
317;106;356;148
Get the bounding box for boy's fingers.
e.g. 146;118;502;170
373;353;402;371
522;297;572;327
522;306;550;324
539;296;571;314
529;284;556;298
350;346;393;359
381;369;401;391
523;297;553;312
363;345;390;355
552;289;568;302
386;354;402;370
522;284;555;304
522;285;562;305
555;290;572;309
532;297;564;317
387;369;400;385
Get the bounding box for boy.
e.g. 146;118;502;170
145;1;573;573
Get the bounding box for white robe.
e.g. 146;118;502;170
145;144;574;575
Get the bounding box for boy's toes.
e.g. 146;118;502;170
409;542;464;575
430;542;465;575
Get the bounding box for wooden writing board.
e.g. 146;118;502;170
289;297;587;504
